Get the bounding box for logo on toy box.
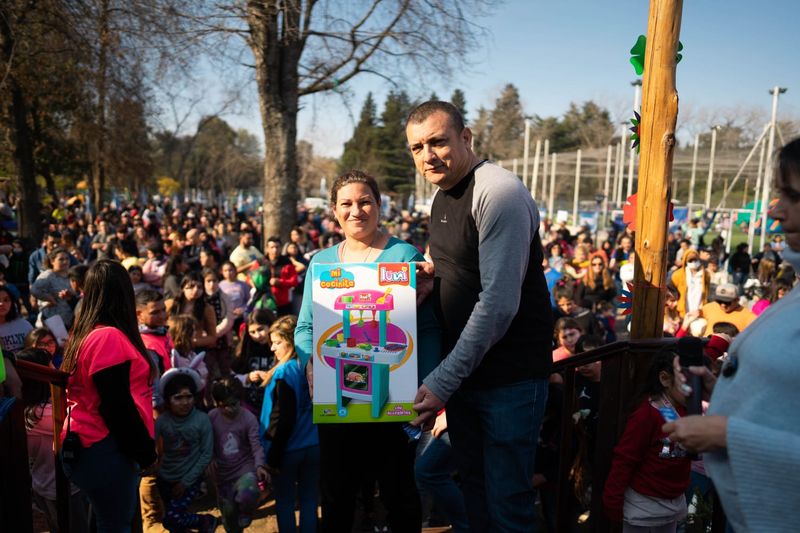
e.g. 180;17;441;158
320;267;355;289
378;263;410;286
385;405;413;417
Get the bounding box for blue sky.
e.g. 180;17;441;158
208;0;800;158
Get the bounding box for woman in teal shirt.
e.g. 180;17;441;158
295;170;440;533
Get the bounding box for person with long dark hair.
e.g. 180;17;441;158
0;285;33;355
60;260;158;533
168;271;217;352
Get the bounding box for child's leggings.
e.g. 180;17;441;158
156;477;203;531
218;471;260;532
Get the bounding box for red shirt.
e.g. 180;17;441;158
270;262;298;308
603;399;691;522
141;330;174;374
64;327;154;447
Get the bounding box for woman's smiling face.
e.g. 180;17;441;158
333;182;380;241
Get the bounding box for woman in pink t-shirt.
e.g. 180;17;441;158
60;260;157;533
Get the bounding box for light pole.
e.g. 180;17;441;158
522;119;530;187
704;125;721;211
626;79;642;198
760;86;787;249
688;133;699;208
594;193;605;245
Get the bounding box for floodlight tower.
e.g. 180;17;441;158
759;86;787;248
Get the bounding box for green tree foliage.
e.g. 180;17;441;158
340;93;379;174
451;89;468;122
469;83;526;160
559;101;615;150
375;91;415;195
471;106;492;158
150;116;262;195
468;81;616;159
488;84;526;160
339;91;415;196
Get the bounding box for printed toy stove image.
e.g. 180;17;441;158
320;288;408;418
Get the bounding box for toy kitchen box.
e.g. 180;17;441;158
311;262;417;423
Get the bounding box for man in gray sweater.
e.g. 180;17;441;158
407;101;553;532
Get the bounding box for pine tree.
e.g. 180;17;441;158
471;106;492;158
488;84;526;160
451;88;468;122
375;90;415;196
339;93;380;174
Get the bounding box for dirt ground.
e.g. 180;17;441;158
32;491;454;532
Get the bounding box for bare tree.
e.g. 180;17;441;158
186;0;488;242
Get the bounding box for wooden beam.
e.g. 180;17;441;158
630;0;683;340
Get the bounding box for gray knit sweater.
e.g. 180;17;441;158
705;283;800;532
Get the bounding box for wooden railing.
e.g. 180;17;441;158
550;338;726;533
12;360;71;533
9;339;727;533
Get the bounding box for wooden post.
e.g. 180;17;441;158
630;0;682;341
592;3;684;532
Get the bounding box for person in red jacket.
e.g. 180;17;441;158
264;236;298;316
603;352;691;531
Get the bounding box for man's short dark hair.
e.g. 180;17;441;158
136;288;164;307
267;235;282;245
68;264;89;284
712;322;740;337
406;100;465;132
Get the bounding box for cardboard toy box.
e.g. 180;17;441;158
311;262;417;423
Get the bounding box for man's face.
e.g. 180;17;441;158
45;237;59;252
137;300;167;328
240;233;252;247
406;111;475;191
267;241;280;260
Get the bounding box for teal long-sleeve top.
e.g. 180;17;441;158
295;237;442;384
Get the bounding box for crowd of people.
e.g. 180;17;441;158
0;101;798;533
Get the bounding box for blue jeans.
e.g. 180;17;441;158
61;435;139;533
415;430;469;532
446;378;549;533
273;445;320;533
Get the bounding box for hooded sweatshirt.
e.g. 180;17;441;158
670;250;710;316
